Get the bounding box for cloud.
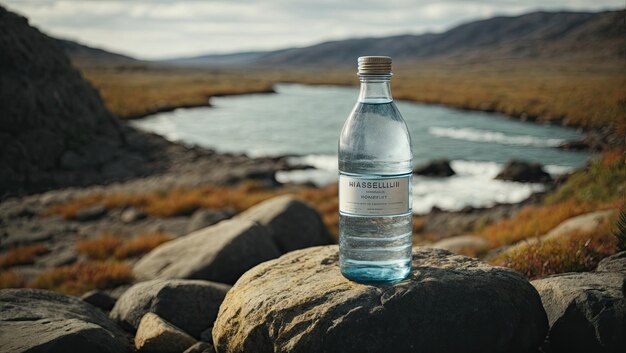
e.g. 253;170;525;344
1;0;622;59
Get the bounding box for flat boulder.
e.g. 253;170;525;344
213;246;548;353
133;219;280;283
429;234;489;256
236;195;332;253
110;279;230;339
532;272;626;352
0;288;131;353
495;160;552;183
413;158;455;177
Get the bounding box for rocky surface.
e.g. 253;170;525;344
236;195;332;253
413;159;456;177
110;279;230;338
0;288;131;353
597;251;626;274
495;160;552;183
213;246;548;353
532;272;625;353
133;219;280;283
134;312;198;353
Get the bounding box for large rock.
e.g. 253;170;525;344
236;195;332;253
133;219;281;283
413;159;455;177
213;246;548;353
110;279;230;338
0;288;131;353
597;251;626;273
532;272;626;353
134;312;197;353
0;7;125;195
495;160;552;183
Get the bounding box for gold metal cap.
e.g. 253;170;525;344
357;56;392;75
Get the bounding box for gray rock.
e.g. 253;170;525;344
236;195;332;253
133;219;281;284
413;158;455;177
74;205;107;221
37;246;77;267
0;288;131;353
2;229;52;248
120;207;146;223
495;159;552;183
429;234;489;255
532;272;626;353
542;210;616;241
184;342;215;353
134;312;197;353
213;246;548;353
186;208;233;233
596;251;626;274
81;290;117;312
110;279;230;339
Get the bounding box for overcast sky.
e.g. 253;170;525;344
2;0;622;60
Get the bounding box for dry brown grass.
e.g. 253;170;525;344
489;215;618;279
76;233;122;261
0;245;49;269
114;233;172;259
30;261;133;296
0;271;26;289
81;67;274;118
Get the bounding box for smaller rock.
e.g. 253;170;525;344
37;247;77;267
81;290;117;312
184;342;215;353
558;139;589;151
542;210;616;241
186;209;233;233
430;235;489;256
74;205;107;221
596;251;626;274
120;208;146;224
413;159;455;177
110;279;230;338
495;160;552;183
532;272;625;353
135;313;197;353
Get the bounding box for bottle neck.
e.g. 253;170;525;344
358;75;393;103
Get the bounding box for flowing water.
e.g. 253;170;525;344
132;84;589;214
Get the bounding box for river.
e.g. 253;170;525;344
131;84;589;214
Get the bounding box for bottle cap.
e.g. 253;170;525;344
357;56;392;75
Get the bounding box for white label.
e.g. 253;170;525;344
339;174;411;216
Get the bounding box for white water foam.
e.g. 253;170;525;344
429;127;564;147
277;156;572;214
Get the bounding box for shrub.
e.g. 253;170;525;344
76;234;122;260
30;261;133;296
489;216;618;279
0;271;26;289
0;245;49;268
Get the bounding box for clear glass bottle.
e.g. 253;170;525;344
338;56;413;283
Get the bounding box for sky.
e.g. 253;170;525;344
2;0;623;60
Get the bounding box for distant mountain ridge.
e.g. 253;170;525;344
164;10;624;67
56;9;623;67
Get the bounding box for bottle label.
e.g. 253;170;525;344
339;174;411;216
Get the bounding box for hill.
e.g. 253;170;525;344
53;38;142;67
165;10;623;67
